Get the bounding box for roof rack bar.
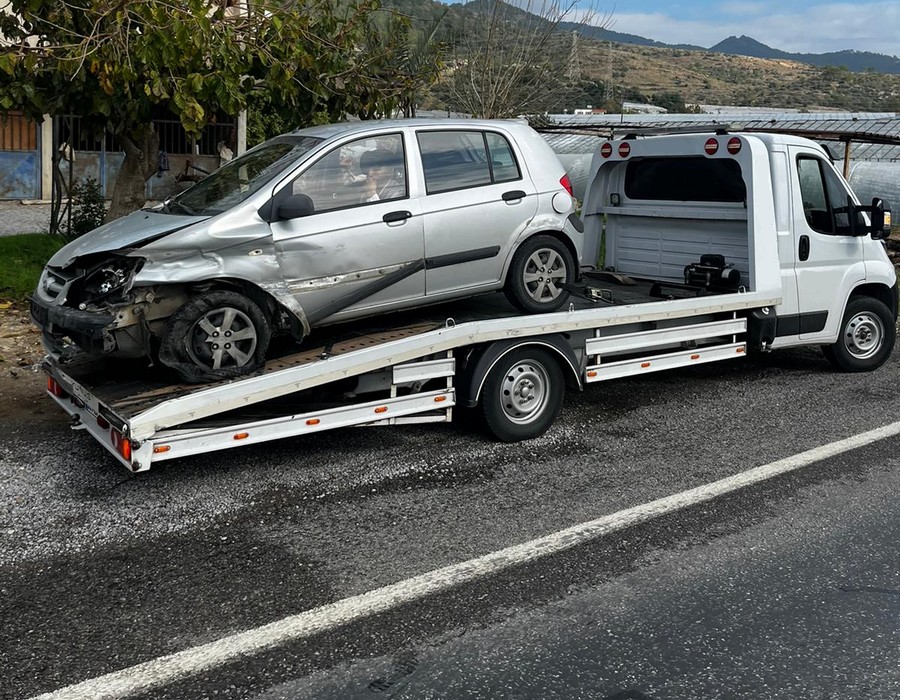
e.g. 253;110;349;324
615;124;733;139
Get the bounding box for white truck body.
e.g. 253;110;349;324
42;130;896;471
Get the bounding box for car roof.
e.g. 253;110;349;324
290;118;528;141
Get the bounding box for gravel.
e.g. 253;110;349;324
0;201;52;236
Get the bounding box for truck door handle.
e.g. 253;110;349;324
383;210;412;223
502;190;526;202
799;234;810;261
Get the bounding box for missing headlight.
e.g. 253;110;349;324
81;257;144;303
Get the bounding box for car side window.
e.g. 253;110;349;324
797;156;862;235
418;131;492;194
485;132;521;183
290;133;407;213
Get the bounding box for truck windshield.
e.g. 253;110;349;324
165;136;323;216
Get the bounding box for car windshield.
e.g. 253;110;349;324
165;136;323;216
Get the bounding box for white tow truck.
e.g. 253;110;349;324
42;129;896;471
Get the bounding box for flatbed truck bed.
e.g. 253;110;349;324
45;282;779;471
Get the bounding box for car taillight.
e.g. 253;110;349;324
560;174;574;197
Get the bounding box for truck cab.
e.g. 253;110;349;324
582;130;896;371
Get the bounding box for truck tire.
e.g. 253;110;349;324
159;291;271;383
480;347;564;442
822;297;895;372
504;235;574;314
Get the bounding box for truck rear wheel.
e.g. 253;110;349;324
822;297;895;372
480;347;564;442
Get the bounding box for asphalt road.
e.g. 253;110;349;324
2;344;899;699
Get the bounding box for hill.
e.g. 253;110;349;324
710;36;900;75
384;0;900;113
569;40;900;112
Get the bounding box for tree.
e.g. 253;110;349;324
446;0;612;118
0;0;413;221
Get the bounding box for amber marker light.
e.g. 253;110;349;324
153;445;171;454
374;406;388;414
234;432;250;440
306;418;320;426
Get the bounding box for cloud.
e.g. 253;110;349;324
598;2;900;55
717;2;770;18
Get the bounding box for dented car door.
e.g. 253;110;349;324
268;132;426;326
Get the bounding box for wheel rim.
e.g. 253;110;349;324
499;359;550;425
522;247;567;303
186;306;258;371
842;311;884;360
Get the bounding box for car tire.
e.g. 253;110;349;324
821;297;895;372
504;235;574;314
480;347;564;442
159;290;271;383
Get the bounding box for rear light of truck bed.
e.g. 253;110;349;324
47;377;67;398
110;429;132;461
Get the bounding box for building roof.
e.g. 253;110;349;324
539;112;900;160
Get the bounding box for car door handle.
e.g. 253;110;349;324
799;234;810;261
383;210;412;223
502;190;526;202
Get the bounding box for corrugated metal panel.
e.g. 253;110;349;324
541;112;900;200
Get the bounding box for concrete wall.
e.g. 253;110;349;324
0;150;39;199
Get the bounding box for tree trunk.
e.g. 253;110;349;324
106;126;160;222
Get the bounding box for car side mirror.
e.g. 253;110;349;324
870;197;892;240
276;193;315;220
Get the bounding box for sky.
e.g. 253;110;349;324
581;1;900;56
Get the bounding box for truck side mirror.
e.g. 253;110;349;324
870;197;892;240
276;193;315;220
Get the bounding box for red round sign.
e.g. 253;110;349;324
600;142;613;158
618;142;631;158
727;137;742;154
704;138;719;155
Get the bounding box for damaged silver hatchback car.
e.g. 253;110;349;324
32;119;584;382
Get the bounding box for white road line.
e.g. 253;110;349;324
31;420;900;700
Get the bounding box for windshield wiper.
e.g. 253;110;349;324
165;200;200;216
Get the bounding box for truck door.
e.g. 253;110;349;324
789;150;865;339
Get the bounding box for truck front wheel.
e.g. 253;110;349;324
480;347;564;442
822;297;896;372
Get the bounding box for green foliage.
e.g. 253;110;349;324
650;91;688;113
0;0;424;217
0;234;65;300
66;178;106;240
0;0;414;134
